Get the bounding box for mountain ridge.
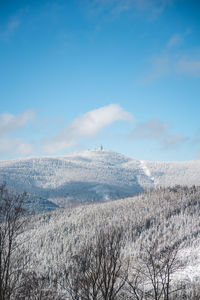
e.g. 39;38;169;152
0;149;200;209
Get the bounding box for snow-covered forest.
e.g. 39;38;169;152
1;150;200;299
1;149;200;207
1;184;199;299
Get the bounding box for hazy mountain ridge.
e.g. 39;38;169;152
0;149;200;209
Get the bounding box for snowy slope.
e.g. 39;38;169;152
145;160;200;187
0;149;200;208
22;186;200;287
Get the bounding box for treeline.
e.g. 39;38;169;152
1;183;200;299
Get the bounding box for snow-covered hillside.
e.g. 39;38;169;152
0;148;200;208
20;185;200;298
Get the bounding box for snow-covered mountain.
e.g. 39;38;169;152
0;148;200;208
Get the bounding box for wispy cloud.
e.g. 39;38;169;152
192;131;200;160
0;10;25;41
132;119;169;139
0;137;34;157
0;110;36;157
86;0;174;18
161;133;188;149
167;31;200;77
167;34;183;48
42;104;133;154
133;0;174;15
139;30;200;82
0;111;35;136
167;29;191;48
196;150;200;160
175;58;200;77
140;55;171;83
131;118;188;150
193;130;200;145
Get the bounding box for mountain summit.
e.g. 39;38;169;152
0;149;200;208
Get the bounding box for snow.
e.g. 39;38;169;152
140;160;155;182
0;148;200;208
19;185;200;286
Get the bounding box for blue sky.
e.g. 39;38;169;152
0;0;200;161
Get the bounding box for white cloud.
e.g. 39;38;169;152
42;104;133;154
140;55;171;83
193;130;200;145
161;134;188;149
0;110;36;157
196;150;200;159
131;118;188;150
175;58;200;77
145;54;200;81
131;119;169;139
87;0;174;18
67;104;133;137
0;137;34;156
167;30;191;48
167;34;183;48
0;14;21;41
133;0;173;15
140;54;174;84
139;30;200;83
0;110;35;136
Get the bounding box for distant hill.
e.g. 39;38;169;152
0;149;200;209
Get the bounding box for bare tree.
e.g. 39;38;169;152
0;183;28;300
61;227;129;300
14;270;63;300
127;241;185;300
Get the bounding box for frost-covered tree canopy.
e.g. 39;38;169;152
21;185;200;286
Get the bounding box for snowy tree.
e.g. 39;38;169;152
60;227;129;300
127;240;185;300
0;183;28;300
